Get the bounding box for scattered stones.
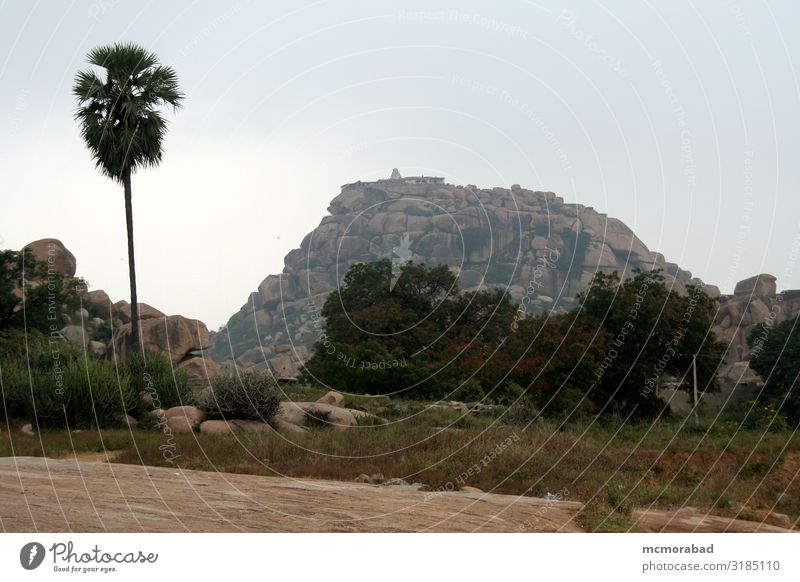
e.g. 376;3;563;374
382;478;429;491
766;512;793;529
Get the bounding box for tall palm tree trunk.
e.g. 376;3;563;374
123;168;141;354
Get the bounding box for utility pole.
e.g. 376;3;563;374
692;354;699;425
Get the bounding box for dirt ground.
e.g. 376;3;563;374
0;457;790;533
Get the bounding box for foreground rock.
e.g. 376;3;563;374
0;456;583;532
2;457;790;533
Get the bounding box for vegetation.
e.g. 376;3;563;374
198;371;281;422
73;42;183;354
2;403;796;531
124;350;190;411
748;315;800;425
0;249;85;333
302;260;724;420
1;356;135;429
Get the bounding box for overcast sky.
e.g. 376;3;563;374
1;0;798;329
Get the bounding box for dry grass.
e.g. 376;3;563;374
2;401;798;532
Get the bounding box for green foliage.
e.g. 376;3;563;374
575;270;725;418
0;249;86;333
303;259;518;400
1;358;135;429
304;261;723;421
199;371;281;421
748;315;800;425
124;351;190;411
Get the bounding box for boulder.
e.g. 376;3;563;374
87;289;112;312
275;401;357;430
734;274;777;297
23;238;76;277
109;315;211;364
118;414;138;428
164;406;205;428
300;402;357;430
317;391;345;407
269;354;301;379
272;418;308;435
20;424;35;436
59;325;86;346
200;420;234;434
178;356;220;379
165;416;195;434
87;340;106;356
115;301;166;323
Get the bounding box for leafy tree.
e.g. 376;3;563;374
748;315;800;425
575;270;725;417
73;42;183;354
0;249;85;333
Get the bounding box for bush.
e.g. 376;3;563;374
0;328;86;370
1;358;136;428
198;371;280;422
124;351;190;411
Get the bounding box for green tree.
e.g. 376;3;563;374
576;270;725;417
748;315;800;425
73;42;183;353
0;249;85;333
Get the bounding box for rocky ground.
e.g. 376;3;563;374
0;457;790;533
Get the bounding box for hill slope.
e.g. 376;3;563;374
209;171;703;372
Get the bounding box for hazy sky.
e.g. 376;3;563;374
1;0;798;329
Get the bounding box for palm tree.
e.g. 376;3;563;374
73;42;183;354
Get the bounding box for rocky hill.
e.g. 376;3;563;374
209;170;709;374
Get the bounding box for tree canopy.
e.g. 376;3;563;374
748;314;800;425
302;260;724;419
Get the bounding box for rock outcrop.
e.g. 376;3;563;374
15;238;216;380
107;314;211;365
211;172;703;374
23;238;77;277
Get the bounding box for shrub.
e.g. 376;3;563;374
1;358;136;428
124;351;190;410
199;371;280;422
